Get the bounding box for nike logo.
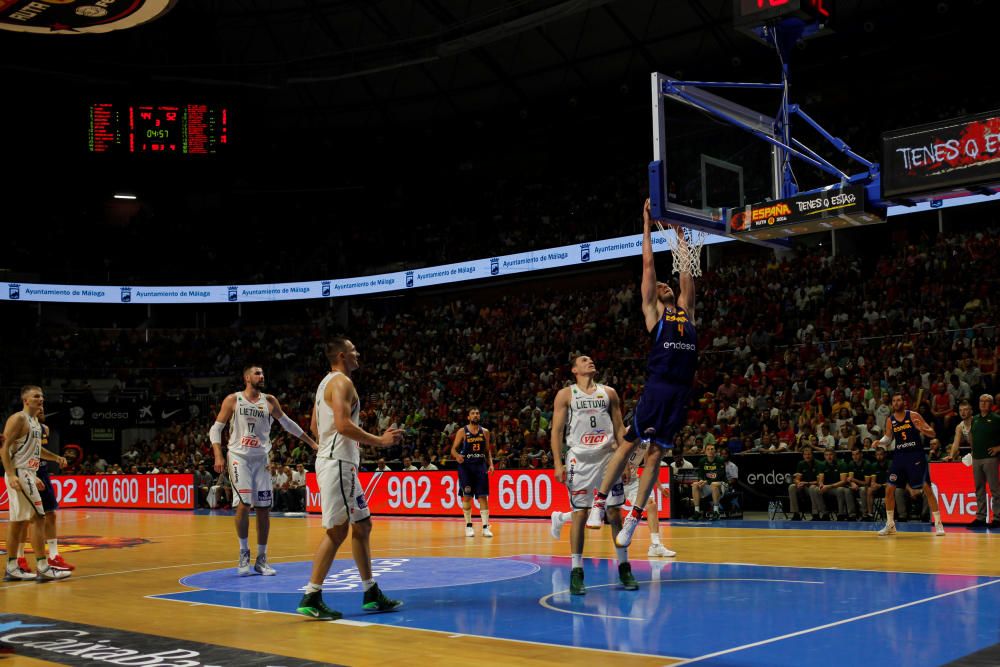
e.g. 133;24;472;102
161;409;183;419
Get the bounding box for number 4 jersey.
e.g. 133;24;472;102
227;392;272;457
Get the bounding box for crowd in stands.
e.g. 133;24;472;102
11;223;1000;511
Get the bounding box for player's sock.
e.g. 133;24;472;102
616;547;628;564
47;540;59;558
650;532;662;545
306;582;323;594
239;537;249;551
629;505;643;520
362;578;375;592
571;554;583;569
463;508;473;525
713;504;721;512
257;544;267;556
593;490;608;507
480;509;490;526
932;511;941;523
17;545;25;558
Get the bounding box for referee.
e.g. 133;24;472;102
969;394;1000;529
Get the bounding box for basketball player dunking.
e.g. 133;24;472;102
210;365;318;576
297;337;404;620
874;392;945;536
588;199;698;548
451;408;494;538
550;355;639;595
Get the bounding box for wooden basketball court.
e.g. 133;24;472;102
3;510;1000;666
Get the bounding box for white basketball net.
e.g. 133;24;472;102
655;221;706;277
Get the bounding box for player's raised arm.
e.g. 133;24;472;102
267;395;319;451
328;375;401;448
209;394;236;473
671;224;696;320
550;387;571;482
451;428;466;465
640;199;660;332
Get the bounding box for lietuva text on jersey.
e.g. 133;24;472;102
460;427;487;465
647;307;697;383
566;384;614;457
890;411;921;453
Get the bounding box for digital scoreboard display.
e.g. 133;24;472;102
882;110;1000;201
88;103;228;155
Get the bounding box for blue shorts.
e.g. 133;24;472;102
36;466;59;512
625;377;690;448
458;464;489;497
887;452;930;489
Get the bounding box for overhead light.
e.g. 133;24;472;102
113;193;137;200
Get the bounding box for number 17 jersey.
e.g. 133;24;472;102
227;392;272;457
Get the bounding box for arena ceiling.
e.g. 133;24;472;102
1;0;977;133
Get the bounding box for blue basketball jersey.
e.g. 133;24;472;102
889;411;921;455
647;306;697;384
460;426;488;466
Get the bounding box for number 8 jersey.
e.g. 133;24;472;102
566;384;614;459
227;392;272;457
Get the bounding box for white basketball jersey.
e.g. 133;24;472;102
316;371;361;465
227;392;272;456
566;384;614;458
11;413;42;471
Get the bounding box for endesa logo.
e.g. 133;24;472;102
663;341;696;351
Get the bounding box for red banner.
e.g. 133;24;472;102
306;469;672;519
0;474;194;511
930;462;995;524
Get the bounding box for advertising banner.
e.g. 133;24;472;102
2;231;727;305
882;110;1000;199
306;469;671;519
929;462;994;524
0;474;194;511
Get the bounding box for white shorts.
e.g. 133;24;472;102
624;477;639;506
566;450;624;510
227;451;272;508
7;469;45;522
316;457;371;528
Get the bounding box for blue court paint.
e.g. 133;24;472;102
154;557;1000;665
179;557;539;593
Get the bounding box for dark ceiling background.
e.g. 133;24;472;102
1;0;998;282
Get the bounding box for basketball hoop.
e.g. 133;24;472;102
654;221;706;277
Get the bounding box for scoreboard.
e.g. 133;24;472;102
89;102;228;155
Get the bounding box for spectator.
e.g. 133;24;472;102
788;445;823;521
817;448;848;521
691;443;727;521
865;447;891;522
843;447;871;521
